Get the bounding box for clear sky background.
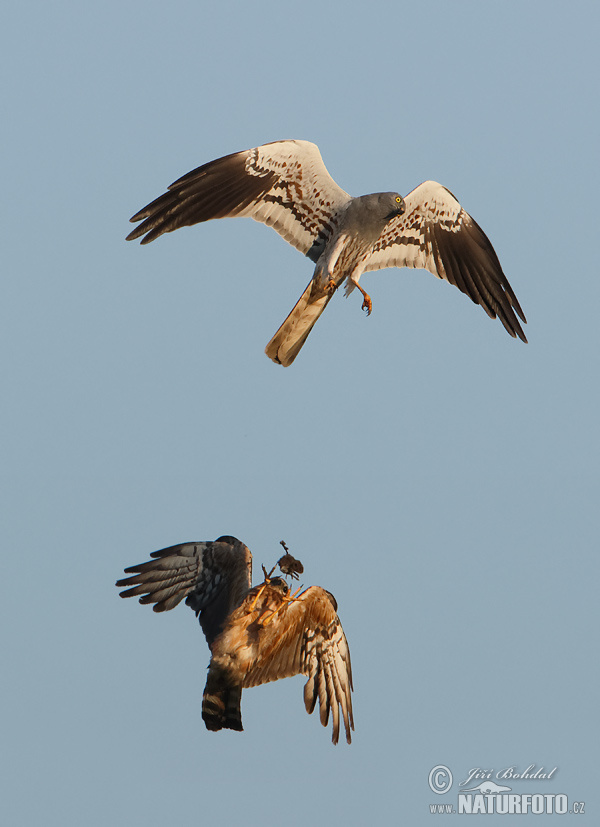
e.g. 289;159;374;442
3;1;598;824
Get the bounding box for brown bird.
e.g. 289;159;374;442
116;536;353;744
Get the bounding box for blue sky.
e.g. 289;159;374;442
3;1;599;824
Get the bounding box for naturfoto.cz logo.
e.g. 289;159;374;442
428;764;585;815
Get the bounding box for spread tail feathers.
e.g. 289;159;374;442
265;280;334;366
202;670;243;732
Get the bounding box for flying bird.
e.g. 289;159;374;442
116;536;353;744
127;139;527;366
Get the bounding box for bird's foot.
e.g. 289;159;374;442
248;582;268;612
327;278;338;295
355;284;372;315
260;585;303;626
261;564;276;582
250;565;277;611
287;584;303;602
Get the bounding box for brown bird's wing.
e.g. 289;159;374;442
240;586;354;744
126;139;349;257
364;181;527;341
116;535;252;645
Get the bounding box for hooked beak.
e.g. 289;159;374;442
386;200;405;220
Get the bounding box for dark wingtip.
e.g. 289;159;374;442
507;315;528;343
125;226;144;242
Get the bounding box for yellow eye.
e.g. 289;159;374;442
396;196;401;203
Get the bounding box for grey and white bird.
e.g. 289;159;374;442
127;139;527;366
116;536;353;744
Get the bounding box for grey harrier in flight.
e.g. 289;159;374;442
127;139;527;366
116;536;353;744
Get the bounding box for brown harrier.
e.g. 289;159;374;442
116;536;353;744
127;139;527;365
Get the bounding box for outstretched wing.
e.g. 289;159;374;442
240;586;353;744
127;139;350;259
364;181;527;341
116;535;252;645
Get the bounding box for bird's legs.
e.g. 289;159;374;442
344;267;373;315
314;235;347;295
248;583;267;612
354;282;372;315
314;264;338;297
248;565;276;612
260;583;304;626
262;564;276;581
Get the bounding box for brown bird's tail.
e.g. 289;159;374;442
265;279;334;366
202;668;243;732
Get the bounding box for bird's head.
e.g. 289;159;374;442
344;192;406;241
382;192;406;220
267;576;289;596
260;564;289;595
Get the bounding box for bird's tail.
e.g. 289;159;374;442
265;279;334;366
202;668;243;732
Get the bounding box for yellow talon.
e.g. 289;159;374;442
248;582;268;612
261;584;303;626
354;283;373;315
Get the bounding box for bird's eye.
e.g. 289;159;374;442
395;196;402;203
